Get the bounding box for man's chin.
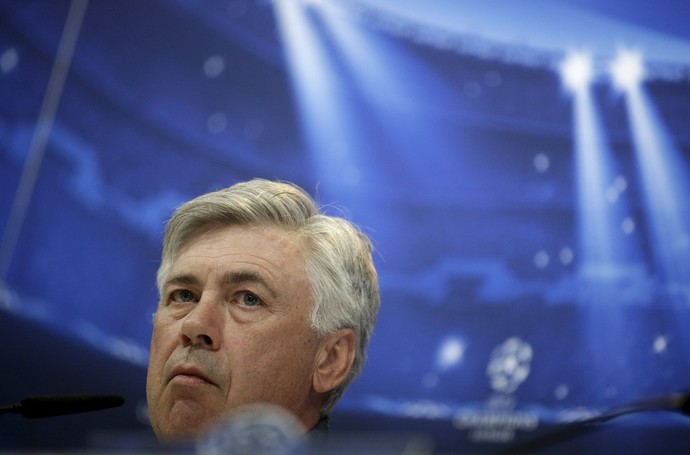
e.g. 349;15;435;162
155;402;221;442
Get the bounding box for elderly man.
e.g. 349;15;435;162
145;179;380;441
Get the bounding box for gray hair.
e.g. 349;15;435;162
156;179;380;416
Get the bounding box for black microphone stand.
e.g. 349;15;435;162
494;391;690;454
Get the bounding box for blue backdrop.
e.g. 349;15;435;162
2;1;690;453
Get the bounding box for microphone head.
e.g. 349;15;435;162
19;394;125;418
676;392;690;417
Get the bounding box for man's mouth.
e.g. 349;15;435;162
169;365;216;387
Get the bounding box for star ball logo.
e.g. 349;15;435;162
487;337;533;394
453;337;538;443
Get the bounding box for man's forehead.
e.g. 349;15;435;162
170;224;308;279
183;224;303;251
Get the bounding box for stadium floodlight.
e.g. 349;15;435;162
609;49;645;92
560;51;593;93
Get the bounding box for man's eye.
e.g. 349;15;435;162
170;289;197;303
240;292;262;307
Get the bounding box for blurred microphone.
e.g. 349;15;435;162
0;394;125;418
196;403;307;455
497;391;690;454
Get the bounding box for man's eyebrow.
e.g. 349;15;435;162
164;273;200;289
223;270;277;298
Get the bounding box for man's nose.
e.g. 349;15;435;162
179;296;222;350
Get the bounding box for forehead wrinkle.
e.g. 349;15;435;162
183;250;291;279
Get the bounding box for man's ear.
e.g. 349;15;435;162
313;328;356;394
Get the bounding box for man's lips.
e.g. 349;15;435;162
168;365;216;387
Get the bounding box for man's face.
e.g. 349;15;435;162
146;225;322;440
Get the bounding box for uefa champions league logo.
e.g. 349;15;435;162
453;337;538;443
487;337;533;394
